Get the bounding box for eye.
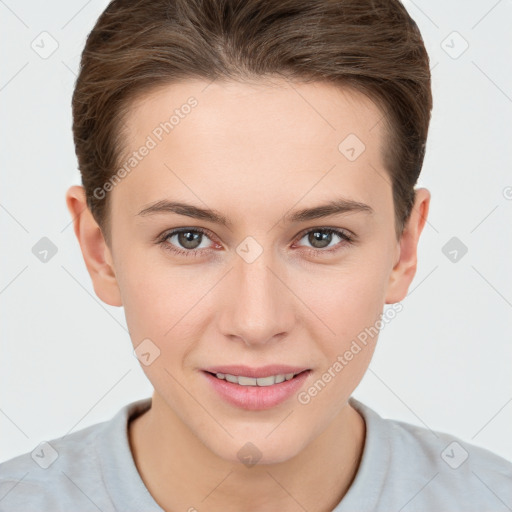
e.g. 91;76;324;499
157;226;355;258
294;227;354;255
158;227;217;257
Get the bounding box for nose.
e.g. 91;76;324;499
218;248;296;348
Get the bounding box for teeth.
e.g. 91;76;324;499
214;372;301;386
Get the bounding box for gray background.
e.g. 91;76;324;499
1;0;511;464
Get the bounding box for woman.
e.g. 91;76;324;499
1;0;510;510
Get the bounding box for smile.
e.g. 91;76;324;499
202;369;312;410
207;371;306;386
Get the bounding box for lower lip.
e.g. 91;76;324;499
202;370;311;411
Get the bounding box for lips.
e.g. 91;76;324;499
202;364;310;379
202;367;312;410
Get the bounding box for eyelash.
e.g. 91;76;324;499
156;226;355;258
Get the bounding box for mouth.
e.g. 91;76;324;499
201;367;312;410
203;369;310;387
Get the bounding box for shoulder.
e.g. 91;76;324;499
0;419;110;511
0;398;153;512
344;398;512;511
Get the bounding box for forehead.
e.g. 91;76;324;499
125;77;385;149
113;78;390;220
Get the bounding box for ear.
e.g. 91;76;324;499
65;185;122;307
385;187;431;304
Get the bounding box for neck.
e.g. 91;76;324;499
128;391;365;512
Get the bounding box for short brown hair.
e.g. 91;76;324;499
72;0;432;246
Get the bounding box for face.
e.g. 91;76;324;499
105;78;402;464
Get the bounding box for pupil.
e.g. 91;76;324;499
309;231;331;249
179;231;201;249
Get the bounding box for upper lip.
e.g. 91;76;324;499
202;365;310;378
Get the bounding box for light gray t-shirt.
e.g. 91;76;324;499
1;396;511;511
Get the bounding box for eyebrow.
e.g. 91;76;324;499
136;197;374;227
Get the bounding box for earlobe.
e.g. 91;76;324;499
384;188;431;304
65;185;123;307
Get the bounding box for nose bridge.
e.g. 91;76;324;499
220;244;294;345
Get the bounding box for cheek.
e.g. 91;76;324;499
295;264;387;419
118;256;214;362
302;256;390;343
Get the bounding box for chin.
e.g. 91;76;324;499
203;430;307;468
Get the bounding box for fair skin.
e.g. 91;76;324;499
66;78;429;512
